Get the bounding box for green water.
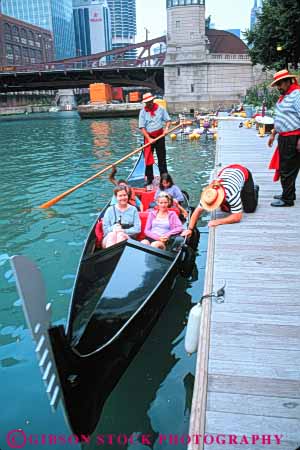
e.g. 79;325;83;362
0;112;215;450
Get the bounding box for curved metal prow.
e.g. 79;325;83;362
10;255;61;410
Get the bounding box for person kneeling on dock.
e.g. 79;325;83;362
102;187;141;248
182;164;258;232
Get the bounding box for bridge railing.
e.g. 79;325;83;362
0;52;166;73
0;61;98;72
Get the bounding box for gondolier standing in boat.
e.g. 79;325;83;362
268;70;300;207
182;164;258;233
139;93;171;188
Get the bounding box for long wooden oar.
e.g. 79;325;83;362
39;123;182;209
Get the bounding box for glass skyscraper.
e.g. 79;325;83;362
107;0;136;58
250;0;262;31
73;0;111;57
1;0;76;59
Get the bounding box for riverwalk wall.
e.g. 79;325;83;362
0;106;52;115
188;121;300;450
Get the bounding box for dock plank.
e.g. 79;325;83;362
210;322;300;351
211;291;300;304
211;311;300;326
204;436;296;450
209;345;300;367
211;303;300;315
205;410;300;439
211;333;300;351
208;359;300;380
207;391;300;419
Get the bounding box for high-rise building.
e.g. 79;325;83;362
250;0;262;30
73;0;111;58
1;0;76;59
0;13;54;66
107;0;136;59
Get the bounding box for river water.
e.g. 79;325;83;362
0;111;215;450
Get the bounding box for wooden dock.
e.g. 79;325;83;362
189;121;300;450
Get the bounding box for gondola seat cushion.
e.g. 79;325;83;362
95;219;104;248
140;190;156;210
136;212;149;241
167;207;180;216
133;187;146;196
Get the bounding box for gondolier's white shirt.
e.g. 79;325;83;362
139;106;170;133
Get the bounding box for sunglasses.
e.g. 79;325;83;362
158;193;171;199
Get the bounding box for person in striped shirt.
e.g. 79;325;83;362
268;70;300;207
182;165;258;233
139;93;171;187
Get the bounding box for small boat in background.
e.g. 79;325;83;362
49;106;61;113
11;153;199;436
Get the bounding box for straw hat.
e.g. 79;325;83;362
200;182;225;211
142;92;156;103
270;69;296;87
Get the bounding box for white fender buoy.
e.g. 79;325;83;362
184;303;202;354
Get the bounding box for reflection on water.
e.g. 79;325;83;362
0;112;214;450
91;121;111;148
183;372;195;417
90;122;112;169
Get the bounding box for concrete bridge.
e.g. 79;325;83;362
0;66;164;93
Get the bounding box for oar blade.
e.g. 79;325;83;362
40;194;67;209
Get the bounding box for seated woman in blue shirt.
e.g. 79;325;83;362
109;166;143;211
103;187;141;248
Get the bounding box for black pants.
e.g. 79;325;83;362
240;170;259;213
145;136;168;184
278;135;300;204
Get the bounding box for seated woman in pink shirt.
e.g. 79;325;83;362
141;192;183;250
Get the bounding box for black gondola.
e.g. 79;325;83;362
10;152;199;436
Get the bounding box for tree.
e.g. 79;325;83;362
244;0;300;70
